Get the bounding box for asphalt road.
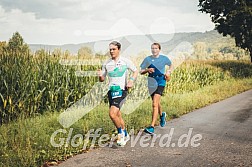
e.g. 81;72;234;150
58;90;252;167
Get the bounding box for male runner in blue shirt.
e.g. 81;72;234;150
140;43;173;134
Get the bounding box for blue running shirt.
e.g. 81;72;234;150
140;55;172;87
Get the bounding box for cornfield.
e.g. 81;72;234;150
0;52;99;124
0;51;251;124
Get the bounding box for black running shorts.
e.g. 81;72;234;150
148;86;165;98
107;90;127;109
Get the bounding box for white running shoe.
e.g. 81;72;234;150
122;130;130;145
116;133;125;146
124;134;130;144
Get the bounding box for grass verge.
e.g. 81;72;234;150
0;78;252;167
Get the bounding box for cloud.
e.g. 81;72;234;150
0;5;82;44
0;0;131;19
0;0;215;44
139;0;200;13
0;0;100;19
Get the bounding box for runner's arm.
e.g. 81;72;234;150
130;69;138;81
165;64;173;76
127;69;138;88
140;68;154;75
98;63;107;82
140;57;153;75
164;61;173;81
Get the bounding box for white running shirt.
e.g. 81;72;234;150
101;56;137;90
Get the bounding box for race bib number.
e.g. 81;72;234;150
111;90;123;99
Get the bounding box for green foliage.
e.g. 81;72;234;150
77;46;93;59
0;41;7;54
191;38;250;60
166;61;232;93
193;42;207;59
198;0;252;62
1;46;252;125
1;78;252;167
0;52;99;124
52;48;62;58
5;32;30;55
1;32;252;167
210;61;252;78
63;50;71;59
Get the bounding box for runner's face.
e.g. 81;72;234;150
151;45;160;56
109;44;120;59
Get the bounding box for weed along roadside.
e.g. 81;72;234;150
1;32;252;167
0;57;252;166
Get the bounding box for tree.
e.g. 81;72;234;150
193;42;207;60
6;32;30;55
77;46;93;59
198;0;252;62
63;50;71;59
52;48;62;58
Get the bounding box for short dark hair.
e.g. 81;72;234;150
109;41;121;50
151;43;161;50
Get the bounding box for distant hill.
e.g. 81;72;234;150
29;30;235;56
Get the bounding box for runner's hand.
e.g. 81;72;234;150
165;73;171;81
97;69;103;77
126;80;134;88
148;68;155;73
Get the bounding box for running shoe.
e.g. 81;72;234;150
144;126;154;134
160;112;166;127
117;133;125;146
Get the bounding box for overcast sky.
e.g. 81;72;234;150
0;0;215;45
